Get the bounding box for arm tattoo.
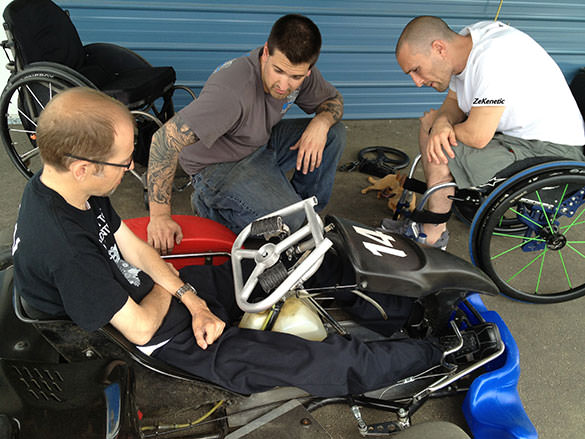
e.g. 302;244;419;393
147;113;199;206
316;91;344;123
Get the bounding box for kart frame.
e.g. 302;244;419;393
0;204;537;438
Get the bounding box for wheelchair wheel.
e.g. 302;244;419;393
470;161;585;303
0;68;89;178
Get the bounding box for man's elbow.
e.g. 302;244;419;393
471;136;492;149
125;323;156;346
463;132;493;149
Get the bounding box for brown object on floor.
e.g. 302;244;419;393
361;173;416;212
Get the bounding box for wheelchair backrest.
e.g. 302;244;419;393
3;0;85;70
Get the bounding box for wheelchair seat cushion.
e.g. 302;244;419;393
79;64;176;107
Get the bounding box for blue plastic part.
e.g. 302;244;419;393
461;294;538;439
104;382;122;439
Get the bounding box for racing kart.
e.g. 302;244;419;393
0;198;537;438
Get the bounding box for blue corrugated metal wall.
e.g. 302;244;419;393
57;0;585;119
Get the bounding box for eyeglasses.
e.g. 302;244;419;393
65;153;133;170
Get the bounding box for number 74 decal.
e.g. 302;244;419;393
353;226;407;258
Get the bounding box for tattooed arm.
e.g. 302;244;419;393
315;90;344;125
290;91;344;174
147;113;199;254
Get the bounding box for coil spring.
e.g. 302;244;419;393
258;261;288;293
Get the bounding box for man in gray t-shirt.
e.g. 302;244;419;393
147;14;346;254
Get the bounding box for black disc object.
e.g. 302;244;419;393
357;146;410;177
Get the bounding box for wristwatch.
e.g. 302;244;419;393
174;282;197;302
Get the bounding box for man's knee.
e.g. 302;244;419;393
423;160;454;187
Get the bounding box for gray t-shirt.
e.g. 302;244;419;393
178;47;338;175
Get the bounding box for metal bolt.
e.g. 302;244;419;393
300;417;312;427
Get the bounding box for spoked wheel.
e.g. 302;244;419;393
470;162;585;303
0;68;89;178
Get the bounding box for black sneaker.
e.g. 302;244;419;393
439;323;500;365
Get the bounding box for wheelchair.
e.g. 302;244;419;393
392;152;585;304
1;198;537;439
0;0;195;189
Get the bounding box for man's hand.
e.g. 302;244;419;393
290;117;329;174
191;308;226;350
423;109;458;165
147;215;183;255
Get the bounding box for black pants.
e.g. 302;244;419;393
153;254;443;397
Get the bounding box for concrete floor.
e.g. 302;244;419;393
1;119;583;439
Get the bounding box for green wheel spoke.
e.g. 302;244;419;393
567;244;585;260
493;232;545;241
561;206;585;234
506;249;547;282
510;207;544;229
558;251;572;290
491;239;531;260
535;190;554;230
550;184;568;224
561;219;585;230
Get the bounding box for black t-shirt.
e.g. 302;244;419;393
13;173;190;344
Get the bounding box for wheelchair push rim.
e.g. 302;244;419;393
470;162;585;303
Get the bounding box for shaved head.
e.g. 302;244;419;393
396;16;456;56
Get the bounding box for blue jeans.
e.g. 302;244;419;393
191;118;346;233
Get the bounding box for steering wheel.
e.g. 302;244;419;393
231;197;333;313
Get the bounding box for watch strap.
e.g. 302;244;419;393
174;282;197;302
